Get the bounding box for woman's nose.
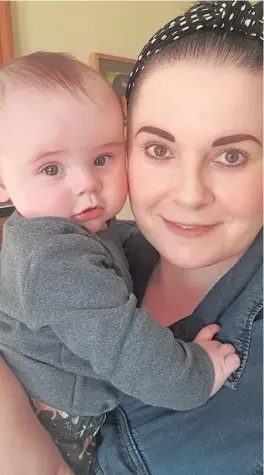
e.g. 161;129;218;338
172;168;214;210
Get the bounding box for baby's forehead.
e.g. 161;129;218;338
0;84;121;142
0;78;123;153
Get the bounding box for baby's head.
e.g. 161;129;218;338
0;52;127;231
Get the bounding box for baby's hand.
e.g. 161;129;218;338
194;324;240;397
57;466;74;475
2;453;73;475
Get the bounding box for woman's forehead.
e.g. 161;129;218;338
132;61;262;139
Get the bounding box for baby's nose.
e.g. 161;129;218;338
73;170;102;196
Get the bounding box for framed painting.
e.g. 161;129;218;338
90;53;135;129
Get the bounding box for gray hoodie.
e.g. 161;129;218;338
0;211;213;415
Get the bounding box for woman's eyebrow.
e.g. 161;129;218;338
212;134;262;147
135;129;262;147
135;126;175;142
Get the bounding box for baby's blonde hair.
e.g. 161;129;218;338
0;51;106;103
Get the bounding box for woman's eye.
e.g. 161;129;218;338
145;144;173;159
94;156;108;167
213;149;248;166
42;164;63;176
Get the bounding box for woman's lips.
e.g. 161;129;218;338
163;218;219;237
75;207;104;221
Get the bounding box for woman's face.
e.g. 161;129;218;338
128;61;263;269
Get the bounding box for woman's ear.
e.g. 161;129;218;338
0;178;10;203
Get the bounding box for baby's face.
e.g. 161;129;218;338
0;85;127;231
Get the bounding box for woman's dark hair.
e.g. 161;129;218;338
112;73;129;100
128;1;263;111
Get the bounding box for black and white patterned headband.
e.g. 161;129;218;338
126;0;263;103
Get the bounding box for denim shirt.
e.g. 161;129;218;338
96;225;263;475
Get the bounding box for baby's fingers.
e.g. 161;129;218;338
219;343;236;357
194;324;220;343
223;353;241;377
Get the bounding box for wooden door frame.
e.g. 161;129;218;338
0;1;14;64
0;2;13;217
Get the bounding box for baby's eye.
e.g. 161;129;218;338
42;164;64;176
213;149;248;167
94;156;108;167
145;144;173;159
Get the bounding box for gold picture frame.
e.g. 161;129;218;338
90;53;136;128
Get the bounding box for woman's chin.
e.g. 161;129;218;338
163;249;220;270
155;238;230;271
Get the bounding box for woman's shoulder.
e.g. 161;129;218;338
116;219;158;263
116;219;159;300
115;219;138;245
115;219;151;255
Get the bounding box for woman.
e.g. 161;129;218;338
0;1;263;474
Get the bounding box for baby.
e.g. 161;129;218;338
0;52;239;474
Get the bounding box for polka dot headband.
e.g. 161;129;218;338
126;0;263;103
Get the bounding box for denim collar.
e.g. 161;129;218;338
171;230;263;390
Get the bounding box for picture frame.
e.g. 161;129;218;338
89;53;136;129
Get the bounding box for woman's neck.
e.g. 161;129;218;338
158;253;243;292
143;252;243;327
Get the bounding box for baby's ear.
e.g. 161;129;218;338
0;178;9;203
